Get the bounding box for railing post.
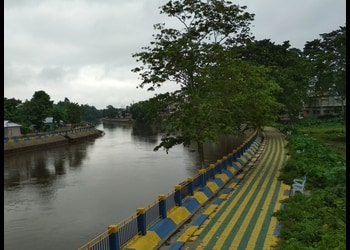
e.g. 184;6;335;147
136;208;147;235
231;149;237;162
187;177;194;196
215;160;222;174
158;194;167;218
244;140;249;150
222;156;228;170
174;185;182;206
239;144;244;156
208;164;215;179
199;169;206;187
108;225;120;250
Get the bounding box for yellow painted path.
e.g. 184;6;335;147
172;127;290;250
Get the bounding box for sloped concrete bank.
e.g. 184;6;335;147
4;128;104;155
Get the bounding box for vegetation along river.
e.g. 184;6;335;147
4;122;246;250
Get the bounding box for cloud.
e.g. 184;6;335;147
4;0;346;109
238;0;346;49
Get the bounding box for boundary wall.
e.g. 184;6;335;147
78;130;261;250
4;127;104;154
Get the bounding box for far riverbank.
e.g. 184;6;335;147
4;127;104;155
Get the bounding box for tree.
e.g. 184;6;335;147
81;104;103;123
103;105;119;118
129;96;169;124
26;90;54;131
303;25;346;119
237;39;310;129
52;104;65;126
65;102;82;127
132;0;281;166
4;97;22;122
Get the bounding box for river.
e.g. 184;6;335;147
4;122;245;250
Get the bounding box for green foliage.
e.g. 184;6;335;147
129;93;172;124
81;104;103;122
4;97;22;122
237;39;310;127
103;105;119;119
65;102;82;125
303;26;346;100
26;90;54;131
296;118;346;159
273;119;346;249
131;0;282;165
4;92;105;134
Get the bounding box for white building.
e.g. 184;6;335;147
303;95;345;118
4;120;22;137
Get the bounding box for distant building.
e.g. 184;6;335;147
4;120;22;137
43;117;65;130
303;94;345;118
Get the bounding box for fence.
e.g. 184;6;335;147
78;130;259;250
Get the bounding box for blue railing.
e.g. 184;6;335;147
78;130;259;250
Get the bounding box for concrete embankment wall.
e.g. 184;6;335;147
4;128;103;155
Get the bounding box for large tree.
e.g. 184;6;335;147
237;39;310;129
303;25;346;119
132;0;282;166
26;90;54;131
132;0;254;165
4;97;22;122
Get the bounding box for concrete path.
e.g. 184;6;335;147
122;127;290;250
164;127;290;250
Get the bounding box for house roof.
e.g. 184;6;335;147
4;120;22;128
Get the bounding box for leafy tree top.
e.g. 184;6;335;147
132;0;255;91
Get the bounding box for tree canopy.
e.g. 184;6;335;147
303;25;346;119
237;39;310;128
132;0;282;166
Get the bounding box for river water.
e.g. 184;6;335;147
4;122;244;250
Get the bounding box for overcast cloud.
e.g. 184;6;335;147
4;0;346;109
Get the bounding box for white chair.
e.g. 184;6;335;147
293;176;306;185
290;176;306;196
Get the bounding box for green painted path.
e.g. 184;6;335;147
170;127;290;250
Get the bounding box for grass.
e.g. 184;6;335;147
297;121;346;160
272;118;346;250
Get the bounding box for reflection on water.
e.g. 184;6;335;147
4;140;95;191
131;123;159;144
4;122;246;250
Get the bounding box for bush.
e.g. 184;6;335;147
274;120;346;249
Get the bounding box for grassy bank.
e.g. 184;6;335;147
296;118;346;160
272;118;346;250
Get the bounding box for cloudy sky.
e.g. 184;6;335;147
4;0;346;110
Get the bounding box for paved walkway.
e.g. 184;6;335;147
123;127;290;250
164;127;290;250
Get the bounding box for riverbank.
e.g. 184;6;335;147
102;117;134;124
4;128;104;155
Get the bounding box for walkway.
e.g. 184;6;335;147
161;127;290;250
116;127;290;250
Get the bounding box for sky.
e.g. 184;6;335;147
4;0;346;110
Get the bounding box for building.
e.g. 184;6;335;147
303;95;345;118
4;120;22;137
43;117;65;130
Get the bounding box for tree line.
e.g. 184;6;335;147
4;92;130;133
129;1;345;165
4;0;345;166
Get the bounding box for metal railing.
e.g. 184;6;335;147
77;130;259;250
